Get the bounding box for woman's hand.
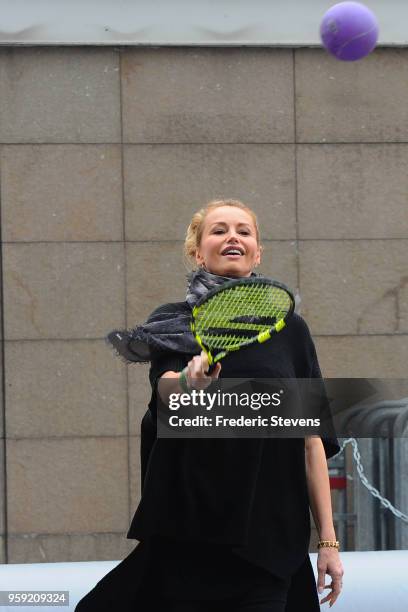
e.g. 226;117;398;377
317;547;344;607
185;350;221;390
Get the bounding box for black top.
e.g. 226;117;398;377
149;534;292;601
127;301;340;583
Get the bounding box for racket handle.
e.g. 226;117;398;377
206;362;217;375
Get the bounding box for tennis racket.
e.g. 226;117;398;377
190;277;295;373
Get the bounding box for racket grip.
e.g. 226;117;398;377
206;362;217;375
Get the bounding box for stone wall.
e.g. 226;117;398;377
0;46;406;562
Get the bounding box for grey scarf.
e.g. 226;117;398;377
105;268;259;364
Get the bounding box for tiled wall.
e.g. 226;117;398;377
0;46;407;563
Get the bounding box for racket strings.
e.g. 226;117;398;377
194;283;292;351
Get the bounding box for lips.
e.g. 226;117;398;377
221;246;244;256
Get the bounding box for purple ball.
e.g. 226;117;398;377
320;2;379;61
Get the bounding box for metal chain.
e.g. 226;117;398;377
333;437;408;523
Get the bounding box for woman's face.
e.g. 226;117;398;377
195;206;261;277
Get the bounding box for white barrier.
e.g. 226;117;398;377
0;550;407;611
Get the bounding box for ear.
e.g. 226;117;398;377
255;244;262;266
195;248;205;267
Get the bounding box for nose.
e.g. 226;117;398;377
225;229;240;242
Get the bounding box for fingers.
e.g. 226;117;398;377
201;351;209;374
317;565;326;594
197;351;222;378
211;363;222;378
189;353;207;377
319;585;341;607
317;553;344;606
185;352;221;390
200;352;222;378
318;576;344;607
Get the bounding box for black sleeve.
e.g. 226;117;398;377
309;347;341;460
147;348;191;422
148;350;190;391
299;317;341;460
140;350;190;491
145;301;193;390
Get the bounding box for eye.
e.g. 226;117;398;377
239;230;250;235
212;228;225;234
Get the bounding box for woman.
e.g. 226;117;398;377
76;199;344;612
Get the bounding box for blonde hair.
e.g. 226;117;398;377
184;198;261;268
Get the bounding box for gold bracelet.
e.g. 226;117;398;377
317;540;340;550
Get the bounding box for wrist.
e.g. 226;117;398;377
317;539;340;551
178;367;191;393
318;526;337;540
